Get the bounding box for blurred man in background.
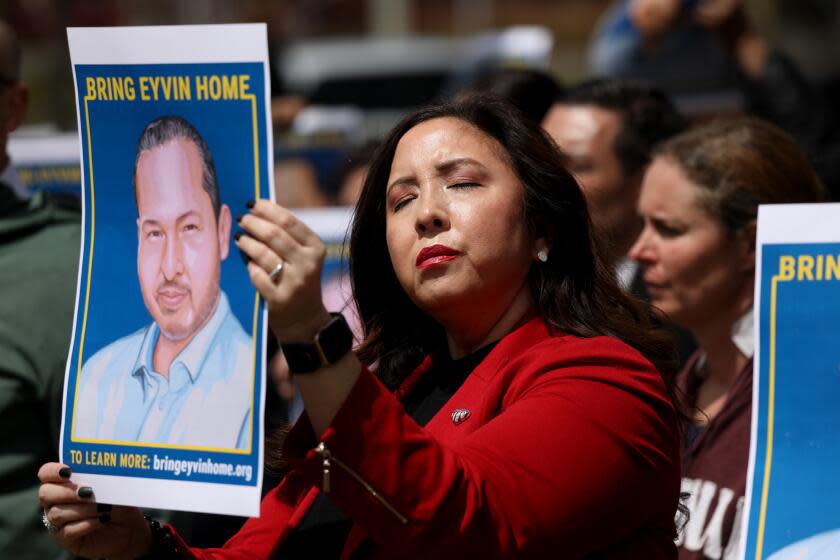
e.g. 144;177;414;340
0;18;29;198
542;79;696;363
542;79;685;286
0;18;79;559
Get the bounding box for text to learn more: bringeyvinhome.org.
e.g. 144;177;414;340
153;455;253;482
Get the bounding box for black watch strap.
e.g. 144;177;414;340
280;313;353;374
138;514;181;559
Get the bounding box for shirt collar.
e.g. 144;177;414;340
0;160;30;200
615;257;638;291
732;307;754;358
131;290;231;384
693;307;754;376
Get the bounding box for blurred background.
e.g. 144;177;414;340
4;1;839;551
4;0;840;206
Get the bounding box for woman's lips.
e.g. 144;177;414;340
416;244;460;269
643;280;667;294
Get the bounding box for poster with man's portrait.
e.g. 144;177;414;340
59;25;272;516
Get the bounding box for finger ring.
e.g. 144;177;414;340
269;260;284;283
42;509;60;534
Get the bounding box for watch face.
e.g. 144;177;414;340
283;343;322;374
281;314;353;374
297;346;322;371
320;315;354;363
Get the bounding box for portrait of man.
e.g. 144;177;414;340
74;115;253;450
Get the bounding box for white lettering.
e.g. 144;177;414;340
722;497;744;560
700;487;734;558
678;478;743;560
682;478;718;550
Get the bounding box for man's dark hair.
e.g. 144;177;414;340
133;115;221;219
560;79;686;176
457;68;564;124
0;19;21;86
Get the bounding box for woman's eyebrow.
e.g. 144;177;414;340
386;175;416;194
387;158;488;193
436;157;485;175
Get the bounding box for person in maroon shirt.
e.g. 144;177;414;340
630;117;828;560
39;96;681;559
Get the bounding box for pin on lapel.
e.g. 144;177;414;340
451;408;471;425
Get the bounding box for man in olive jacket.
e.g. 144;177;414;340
0;19;80;560
0;185;80;559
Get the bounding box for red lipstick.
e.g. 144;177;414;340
416;244;460;269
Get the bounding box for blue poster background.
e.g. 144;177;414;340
744;242;840;557
61;62;269;486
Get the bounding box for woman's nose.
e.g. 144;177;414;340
629;226;654;264
415;190;450;235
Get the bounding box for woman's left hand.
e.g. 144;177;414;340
237;200;362;435
236;200;333;342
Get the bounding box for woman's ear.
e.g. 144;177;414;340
534;237;551;263
533;218;554;264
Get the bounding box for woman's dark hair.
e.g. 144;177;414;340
350;95;677;392
655;117;829;235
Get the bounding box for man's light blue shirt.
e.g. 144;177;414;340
74;291;254;450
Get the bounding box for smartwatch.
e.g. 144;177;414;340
280;313;354;374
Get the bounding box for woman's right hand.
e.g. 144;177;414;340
38;462;152;560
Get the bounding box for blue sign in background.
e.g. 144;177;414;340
62;62;270;486
745;242;840;556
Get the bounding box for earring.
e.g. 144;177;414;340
537;248;549;263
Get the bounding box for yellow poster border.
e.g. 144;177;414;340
753;272;783;559
68;84;263;456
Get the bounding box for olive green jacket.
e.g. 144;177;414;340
0;182;80;559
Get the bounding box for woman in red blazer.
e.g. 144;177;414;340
39;96;681;559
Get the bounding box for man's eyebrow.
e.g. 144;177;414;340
175;210;202;222
139;210;202;227
139;218;161;228
561;152;592;164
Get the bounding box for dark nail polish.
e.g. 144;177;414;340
99;513;111;524
234;231;243;241
59;467;72;479
239;248;251;265
236;214;245;223
77;486;93;499
96;503;112;513
246;199;255;209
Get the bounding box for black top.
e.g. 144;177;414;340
280;343;497;559
684;422;707;450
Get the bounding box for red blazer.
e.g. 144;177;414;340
172;315;680;559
